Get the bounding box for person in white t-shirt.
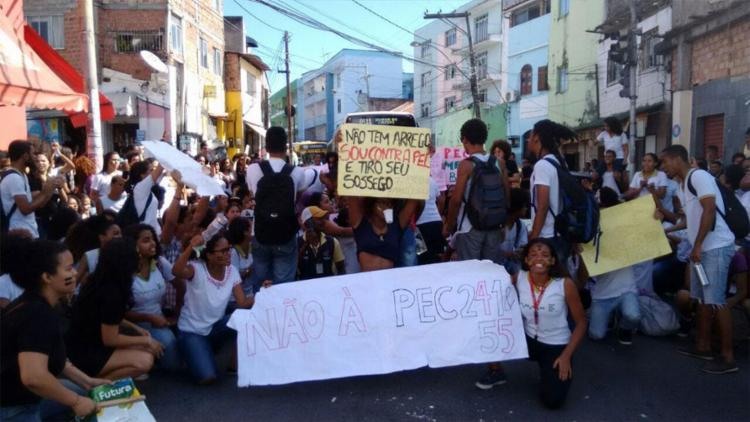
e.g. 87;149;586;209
126;160;164;237
90;151;122;201
595;117;628;171
173;234;254;384
416;177;445;265
96;175;128;213
592;150;626;198
0;141;63;238
624;153;667;200
660;145;738;374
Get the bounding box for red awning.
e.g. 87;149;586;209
24;25;115;127
0;0;88;112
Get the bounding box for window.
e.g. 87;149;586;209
421;71;432;88
199;38;208;68
520;64;533;95
114;30;163;53
538;65;549;91
337;99;341;113
559;0;569;17
640;30;662;70
476;89;487;103
444;96;456;113
245;72;256;95
170;15;183;55
421;102;431;118
444;64;457;80
476;52;488;80
336;73;341;88
445;29;456;47
511;3;541;27
420;40;431;58
607;59;622;85
475;14;489;42
28;16;64;49
213;48;221;75
557;65;568;93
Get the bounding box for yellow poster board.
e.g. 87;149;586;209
581;195;672;277
337;123;431;199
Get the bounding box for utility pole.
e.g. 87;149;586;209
84;0;103;170
627;0;638;176
424;11;481;119
281;31;294;158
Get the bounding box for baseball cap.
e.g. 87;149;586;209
300;206;328;223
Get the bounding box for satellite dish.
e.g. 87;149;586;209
140;50;168;73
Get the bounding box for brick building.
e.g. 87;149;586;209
23;0;226;154
662;0;750;160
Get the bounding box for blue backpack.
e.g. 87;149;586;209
544;158;600;244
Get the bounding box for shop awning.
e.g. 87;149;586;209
23;25;115;127
246;122;267;138
0;2;88;112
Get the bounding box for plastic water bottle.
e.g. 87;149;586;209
202;214;228;242
693;263;710;287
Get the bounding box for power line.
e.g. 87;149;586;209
232;0;285;33
351;0;428;42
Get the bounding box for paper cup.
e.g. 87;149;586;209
383;208;394;224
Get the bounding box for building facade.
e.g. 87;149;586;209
295;49;408;142
224;16;269;157
23;0;226;154
503;0;551;158
269;78;298;138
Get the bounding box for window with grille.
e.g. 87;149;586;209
444;64;457;80
639;30;662;70
199;38;208;68
538;65;549;91
421;102;431;118
557;65;568;93
477;89;487;103
420;41;432;58
444;96;456;113
114;30;163;53
170;15;183;55
476;52;488;80
421;71;432;88
520;64;533;95
607;60;622;85
511;3;542;27
213;48;221;75
445;29;456;46
475;14;489;42
246;72;256;95
28;16;64;49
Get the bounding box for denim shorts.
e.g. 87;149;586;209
690;244;734;306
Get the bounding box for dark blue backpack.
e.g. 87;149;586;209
544;158;600;244
461;156;508;230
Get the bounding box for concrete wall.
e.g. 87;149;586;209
547;0;604;128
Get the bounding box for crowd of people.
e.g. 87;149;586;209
1;120;748;419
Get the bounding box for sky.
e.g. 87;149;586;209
223;0;469;94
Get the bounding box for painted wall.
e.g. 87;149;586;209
507;12;550;158
547;0;603;128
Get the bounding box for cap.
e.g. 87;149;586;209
300;206;328;223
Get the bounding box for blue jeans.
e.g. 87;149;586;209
251;237;297;288
137;323;181;371
690;244;735;306
0;404;40;422
399;227;417;267
589;292;641;339
177;315;234;383
0;379;86;421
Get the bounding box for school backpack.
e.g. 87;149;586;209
0;169;22;234
462;156;507;230
544;158;600;244
115;192;153;229
687;170;750;240
254;161;298;245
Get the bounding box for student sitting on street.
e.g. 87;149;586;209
297;206;346;280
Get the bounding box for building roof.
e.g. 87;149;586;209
239;53;270;71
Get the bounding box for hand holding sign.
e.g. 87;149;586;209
337;124;431;199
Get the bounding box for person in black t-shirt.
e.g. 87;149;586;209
1;241;106;421
66;238;161;379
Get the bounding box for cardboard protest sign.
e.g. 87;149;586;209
228;260;528;386
439;146;468;186
337;123;431;199
581;195;672;276
85;378;155;422
141;140;225;197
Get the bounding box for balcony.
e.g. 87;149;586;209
452;33;502;54
304;114;327;128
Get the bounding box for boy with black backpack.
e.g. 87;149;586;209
444;119;509;264
247;127;309;285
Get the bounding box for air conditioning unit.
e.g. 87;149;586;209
505;90;520;103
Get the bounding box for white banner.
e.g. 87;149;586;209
227;260;528;386
141;140;225;197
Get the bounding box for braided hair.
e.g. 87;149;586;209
532;119;577;170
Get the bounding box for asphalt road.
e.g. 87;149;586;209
138;332;748;421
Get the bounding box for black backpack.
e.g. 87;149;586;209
115;192;153;228
254;161;298;245
687;170;750;241
543;158;600;244
0;169;23;234
461;156;507;231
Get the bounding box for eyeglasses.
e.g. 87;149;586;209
210;247;231;254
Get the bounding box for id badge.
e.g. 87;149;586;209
316;263;324;274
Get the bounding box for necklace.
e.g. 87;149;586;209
528;272;551;337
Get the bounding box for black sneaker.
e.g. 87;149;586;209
701;359;739;374
677;346;714;361
617;329;633;346
475;369;507;390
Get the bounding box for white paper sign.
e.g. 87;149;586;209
227;260;528;386
140;140;225;197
